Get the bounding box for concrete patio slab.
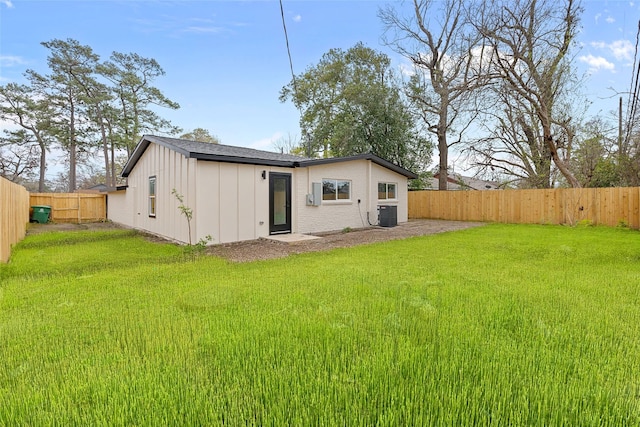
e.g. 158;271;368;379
265;233;322;244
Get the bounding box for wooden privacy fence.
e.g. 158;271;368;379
30;193;107;224
0;177;30;263
409;187;640;229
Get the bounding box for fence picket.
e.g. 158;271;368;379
0;177;30;263
29;193;106;223
409;188;640;228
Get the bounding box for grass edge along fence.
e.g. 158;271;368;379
409;187;640;229
29;192;106;224
0;177;29;263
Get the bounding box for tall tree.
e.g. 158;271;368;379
468;88;554;187
477;0;583;187
0;82;54;191
98;52;180;158
468;79;584;188
380;0;492;190
27;38;98;192
280;42;431;172
2;40;180;191
50;40;116;188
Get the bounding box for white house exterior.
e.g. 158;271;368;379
108;135;417;244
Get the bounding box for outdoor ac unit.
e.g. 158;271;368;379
378;205;397;227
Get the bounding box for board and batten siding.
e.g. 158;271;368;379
108;145;412;244
108;143;197;243
195;162;295;244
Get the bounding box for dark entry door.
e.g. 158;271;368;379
269;173;292;234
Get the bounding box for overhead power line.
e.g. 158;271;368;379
623;20;640;149
279;0;312;157
279;0;297;91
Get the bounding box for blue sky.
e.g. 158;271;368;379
1;0;638;160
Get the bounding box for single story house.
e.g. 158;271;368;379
107;135;417;245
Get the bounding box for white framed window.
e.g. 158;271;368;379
322;179;351;201
149;176;156;217
378;182;397;200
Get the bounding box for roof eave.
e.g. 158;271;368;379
121;135;193;177
299;154;419;179
192;153;295;167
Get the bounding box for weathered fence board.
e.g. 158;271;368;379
29;193;107;224
0;177;30;263
409;187;640;228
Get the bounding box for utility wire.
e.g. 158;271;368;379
279;0;312;157
624;20;640;149
279;0;297;93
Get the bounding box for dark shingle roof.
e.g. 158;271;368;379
122;135;309;177
121;135;418;179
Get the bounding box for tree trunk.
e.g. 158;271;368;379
68;104;77;192
438;98;449;190
540;109;581;188
38;141;46;192
98;115;111;188
110;142;116;187
438;133;448;190
548;135;581;187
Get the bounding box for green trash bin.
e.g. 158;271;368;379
31;205;52;224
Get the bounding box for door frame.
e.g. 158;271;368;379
269;172;292;235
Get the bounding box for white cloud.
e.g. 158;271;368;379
292;15;301;23
1;0;13;8
589;39;634;61
0;55;26;67
579;54;615;72
183;26;225;34
605;16;615;24
594;13;601;24
609;40;634;60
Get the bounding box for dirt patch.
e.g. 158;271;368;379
205;220;485;262
25;219;485;263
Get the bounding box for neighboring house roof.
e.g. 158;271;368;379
77;183;109;193
122;135;418;179
430;173;500;190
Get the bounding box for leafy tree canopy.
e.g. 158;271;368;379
280;42;432;175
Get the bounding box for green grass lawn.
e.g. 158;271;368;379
1;224;639;425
